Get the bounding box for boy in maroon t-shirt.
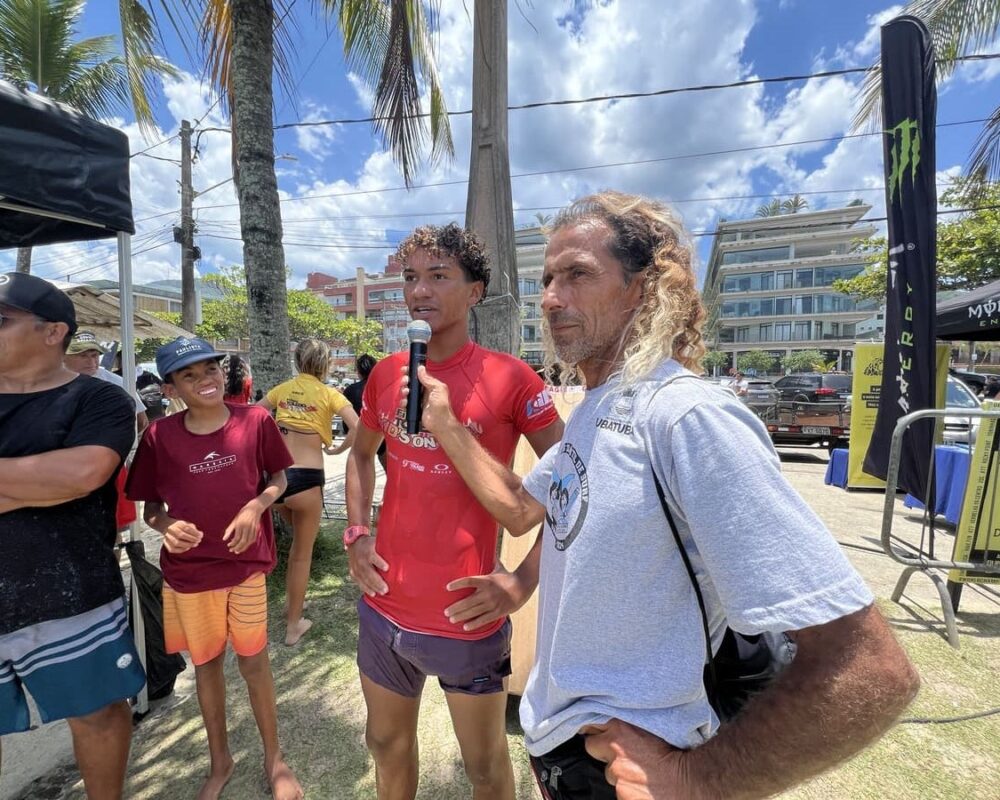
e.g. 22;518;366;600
126;338;303;800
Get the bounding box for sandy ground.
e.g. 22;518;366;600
2;444;997;799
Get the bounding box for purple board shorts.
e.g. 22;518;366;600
357;598;512;698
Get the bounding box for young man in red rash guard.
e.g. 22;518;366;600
345;224;563;800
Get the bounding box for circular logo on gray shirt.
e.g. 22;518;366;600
546;443;589;551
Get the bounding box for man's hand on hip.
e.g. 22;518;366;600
582;719;694;800
348;535;389;597
444;565;530;631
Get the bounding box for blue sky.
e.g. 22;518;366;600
8;0;1000;289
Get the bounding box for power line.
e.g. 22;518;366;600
271;53;1000;130
34;237;175;282
200;233;395;250
190;117;987;211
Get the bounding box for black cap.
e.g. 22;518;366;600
0;273;77;334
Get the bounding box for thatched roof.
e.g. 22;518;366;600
50;281;193;341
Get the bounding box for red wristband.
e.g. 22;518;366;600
343;525;371;549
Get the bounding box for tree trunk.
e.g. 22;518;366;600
15;247;31;274
465;0;519;356
230;0;291;392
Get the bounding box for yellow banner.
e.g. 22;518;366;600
949;399;1000;586
848;344;887;489
847;343;949;489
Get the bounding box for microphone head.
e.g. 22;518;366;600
407;319;432;345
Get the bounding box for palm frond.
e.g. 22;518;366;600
118;0;176;134
328;0;453;185
854;0;1000;184
59;58;132;118
371;0;426;186
967;104;1000;188
405;0;453;166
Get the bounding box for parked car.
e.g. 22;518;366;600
773;373;853;403
949;368;988;396
943;374;982;445
741;379;780;406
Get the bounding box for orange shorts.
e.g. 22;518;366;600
162;572;268;666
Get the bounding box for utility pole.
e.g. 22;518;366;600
465;0;519;356
178;119;197;331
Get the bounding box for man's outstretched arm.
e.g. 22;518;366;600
417;366;546;536
584;604;920;800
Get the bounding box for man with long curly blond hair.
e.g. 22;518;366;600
413;192;918;800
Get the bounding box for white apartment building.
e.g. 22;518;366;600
702;204;878;373
515;226;546;367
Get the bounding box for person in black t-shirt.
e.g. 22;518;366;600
343;353;386;469
0;273;144;799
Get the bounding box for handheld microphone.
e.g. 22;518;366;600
406;320;432;434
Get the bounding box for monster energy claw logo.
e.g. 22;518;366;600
887;119;921;202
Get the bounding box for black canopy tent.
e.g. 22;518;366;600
0;80;151;711
0;80;141;378
936;279;1000;341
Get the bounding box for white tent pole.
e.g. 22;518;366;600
117;230;148;716
118;231;136;387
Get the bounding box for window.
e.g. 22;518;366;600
720;246;790;265
774;297;792;315
793;321;812;340
813;264;864;286
759;324;772;341
521;325;537;343
523;302;538;320
736;327;750;343
719;327;735;343
773;323;792;341
795;269;813;288
776;270;794;289
793;295;813;314
519;278;538;295
815;295;858;313
795;242;849;259
722;271;774;293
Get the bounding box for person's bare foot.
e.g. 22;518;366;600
196;757;235;800
267;755;303;800
284;617;313;647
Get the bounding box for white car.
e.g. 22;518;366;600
943;375;982;445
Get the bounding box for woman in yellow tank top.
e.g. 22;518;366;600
258;339;358;645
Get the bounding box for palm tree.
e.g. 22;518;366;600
755;198;784;217
0;0;174;272
781;194;809;214
854;0;1000;185
133;0;454;390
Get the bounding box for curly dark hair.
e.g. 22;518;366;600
395;223;491;301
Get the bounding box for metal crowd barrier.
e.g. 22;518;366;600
880;407;1000;649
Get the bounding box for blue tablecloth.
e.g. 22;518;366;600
903;444;972;525
824;448;849;488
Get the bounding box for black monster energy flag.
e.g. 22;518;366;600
863;15;937;500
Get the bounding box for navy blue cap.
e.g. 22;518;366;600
156;337;223;378
0;272;77;334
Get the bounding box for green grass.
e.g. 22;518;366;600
56;524;1000;799
91;522;536;800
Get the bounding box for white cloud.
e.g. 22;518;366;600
293;100;339;158
6;1;933;295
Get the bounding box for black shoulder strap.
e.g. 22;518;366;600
640;372;718;701
649;466;719;706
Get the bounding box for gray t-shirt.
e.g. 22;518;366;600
521;359;873;755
